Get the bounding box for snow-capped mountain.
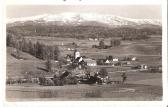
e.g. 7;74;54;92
7;13;161;27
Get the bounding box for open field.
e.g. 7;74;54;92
6;81;162;101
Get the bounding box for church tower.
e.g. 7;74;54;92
74;49;80;59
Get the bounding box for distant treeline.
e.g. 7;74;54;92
7;33;60;60
93;39;121;49
7;25;162;40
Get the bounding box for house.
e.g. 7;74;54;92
89;38;94;41
67;47;75;51
94;38;98;41
141;64;148;70
66;54;73;62
105;59;110;64
67;48;71;51
89;38;98;41
75;57;83;63
132;57;136;61
113;58;119;61
127;61;131;65
83;58;97;66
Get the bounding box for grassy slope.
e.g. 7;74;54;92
6;47;53;78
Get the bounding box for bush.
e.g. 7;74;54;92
65;76;78;85
39;76;46;85
98;68;108;78
53;78;64;86
45;79;55;86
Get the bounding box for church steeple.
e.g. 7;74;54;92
74;49;80;59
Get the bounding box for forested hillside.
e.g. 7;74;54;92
7;24;162;40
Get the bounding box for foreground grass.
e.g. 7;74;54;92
6;83;162;101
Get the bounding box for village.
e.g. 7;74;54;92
6;38;162;86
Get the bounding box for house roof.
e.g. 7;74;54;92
75;56;83;62
83;58;97;64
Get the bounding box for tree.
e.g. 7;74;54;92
39;75;46;85
7;33;14;46
28;41;34;55
21;37;29;52
108;55;113;60
99;40;105;49
45;56;52;72
14;40;21;58
35;41;43;59
53;46;60;60
111;39;121;47
98;68;108;79
121;72;127;83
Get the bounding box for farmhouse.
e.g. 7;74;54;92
88;38;98;41
132;57;137;61
113;58;119;62
83;58;97;66
105;59;110;64
141;64;148;70
66;54;72;62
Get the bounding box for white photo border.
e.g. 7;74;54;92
1;0;167;107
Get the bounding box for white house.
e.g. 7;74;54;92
89;38;93;41
94;38;98;41
141;64;148;70
132;57;137;61
113;58;119;61
83;58;97;66
105;59;110;64
67;48;71;51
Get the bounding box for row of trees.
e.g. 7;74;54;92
93;39;121;49
7;33;60;60
110;39;121;47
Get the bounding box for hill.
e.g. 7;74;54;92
7;24;161;40
6;47;53;79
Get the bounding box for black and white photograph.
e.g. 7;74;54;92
5;4;163;101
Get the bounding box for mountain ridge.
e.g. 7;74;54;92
7;13;162;27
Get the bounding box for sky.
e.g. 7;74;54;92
6;5;161;19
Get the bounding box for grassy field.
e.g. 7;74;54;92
6;47;54;78
6;81;162;101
